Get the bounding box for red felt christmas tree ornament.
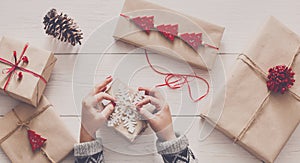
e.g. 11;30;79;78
27;129;47;152
180;33;203;50
266;65;295;94
131;16;154;34
157;24;178;41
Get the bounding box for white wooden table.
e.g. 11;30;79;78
0;0;299;162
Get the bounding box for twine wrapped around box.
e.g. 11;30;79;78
0;37;56;107
201;17;300;163
0;96;76;163
113;0;225;70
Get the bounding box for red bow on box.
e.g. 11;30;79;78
0;44;47;91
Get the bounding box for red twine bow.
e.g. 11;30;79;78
145;50;209;102
0;44;47;91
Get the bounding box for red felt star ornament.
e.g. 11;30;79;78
157;24;178;41
27;129;47;152
180;33;203;50
131;16;154;34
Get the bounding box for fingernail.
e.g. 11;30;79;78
106;75;112;79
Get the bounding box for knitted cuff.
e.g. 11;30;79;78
74;138;103;157
156;134;189;155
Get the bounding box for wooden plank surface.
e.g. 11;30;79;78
0;0;299;163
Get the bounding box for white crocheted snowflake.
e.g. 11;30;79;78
107;85;144;134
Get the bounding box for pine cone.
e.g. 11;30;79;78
43;9;83;46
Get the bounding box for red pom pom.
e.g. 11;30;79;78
18;72;23;80
131;16;154;34
157;24;178;41
266;65;295;94
22;56;29;63
27;129;47;152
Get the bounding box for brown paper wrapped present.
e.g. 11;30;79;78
0;96;76;163
106;79;154;142
0;37;57;107
200;17;300;163
113;0;225;70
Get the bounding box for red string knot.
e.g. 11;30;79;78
22;56;29;64
18;72;23;80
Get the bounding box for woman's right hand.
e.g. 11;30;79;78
136;87;176;142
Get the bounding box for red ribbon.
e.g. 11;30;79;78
0;44;47;91
145;50;210;102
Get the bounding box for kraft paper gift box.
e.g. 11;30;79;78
0;96;76;163
113;0;225;70
200;17;300;163
106;79;154;142
0;37;57;107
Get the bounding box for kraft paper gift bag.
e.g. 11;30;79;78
0;37;57;107
201;17;300;163
113;0;225;70
0;96;76;163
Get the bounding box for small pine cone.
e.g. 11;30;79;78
43;9;83;46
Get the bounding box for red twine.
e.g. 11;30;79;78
267;65;295;94
18;72;23;80
0;44;47;91
22;56;29;64
145;50;210;102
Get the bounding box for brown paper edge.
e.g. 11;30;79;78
44;98;77;162
200;113;288;163
31;53;57;107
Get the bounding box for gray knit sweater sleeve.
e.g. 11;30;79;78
74;139;104;163
74;135;196;163
157;135;197;163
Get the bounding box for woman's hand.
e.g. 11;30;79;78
80;76;116;142
136;87;176;142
